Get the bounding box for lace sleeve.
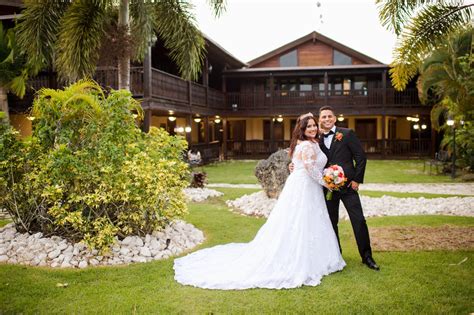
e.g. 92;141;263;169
301;142;326;187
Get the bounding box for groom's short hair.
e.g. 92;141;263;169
319;105;336;116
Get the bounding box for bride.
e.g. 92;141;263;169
174;113;345;290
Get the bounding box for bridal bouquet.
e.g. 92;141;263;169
323;165;347;200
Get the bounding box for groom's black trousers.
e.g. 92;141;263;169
324;188;372;260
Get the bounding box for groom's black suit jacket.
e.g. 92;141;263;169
319;127;367;184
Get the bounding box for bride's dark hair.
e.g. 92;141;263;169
289;113;319;158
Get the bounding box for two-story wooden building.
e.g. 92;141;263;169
3;3;434;161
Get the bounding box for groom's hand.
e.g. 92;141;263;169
349;181;359;191
288;163;295;173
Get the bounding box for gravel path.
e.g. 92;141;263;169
209;183;474;195
226;191;474;219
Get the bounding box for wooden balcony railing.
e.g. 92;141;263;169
13;67;422;116
150;68;227;110
224;138;431;158
226;88;421;112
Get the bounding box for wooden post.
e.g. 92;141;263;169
141;46;152;133
205;116;210;145
270;118;275;153
381;70;387;158
143;46;152;99
186;115;192;145
269;74;274;112
222;118;228;160
142;107;151;133
324;71;329;105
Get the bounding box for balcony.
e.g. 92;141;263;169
225;88;424;116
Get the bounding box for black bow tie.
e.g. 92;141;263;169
323;130;335;138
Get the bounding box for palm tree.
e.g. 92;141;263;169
417;26;473;168
15;0;225;90
0;22;30;122
376;0;473;91
417;26;473;127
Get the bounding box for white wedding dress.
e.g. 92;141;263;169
174;141;345;290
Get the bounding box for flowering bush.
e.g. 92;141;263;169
0;81;189;251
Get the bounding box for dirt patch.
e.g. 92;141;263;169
370;225;474;251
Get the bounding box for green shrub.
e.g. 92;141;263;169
0;81;189;251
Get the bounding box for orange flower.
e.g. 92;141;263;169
335;132;343;141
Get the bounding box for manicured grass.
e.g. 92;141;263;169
1;188;473;314
365;160;455;183
0;160;469;313
360;190;469;198
200;159;455;184
201;160;259;184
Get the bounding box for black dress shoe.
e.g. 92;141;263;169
363;256;380;271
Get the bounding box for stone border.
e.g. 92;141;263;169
0;220;204;268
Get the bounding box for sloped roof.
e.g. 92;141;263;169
203;33;248;69
248;31;383;67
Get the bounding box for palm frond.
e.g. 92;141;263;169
207;0;226;17
15;1;69;74
429;102;448;130
376;0;434;36
130;0;157;61
390;3;472;90
154;0;205;81
55;1;109;83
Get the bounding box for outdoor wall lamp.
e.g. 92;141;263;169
232;103;238;111
276;115;283;122
185;126;192;133
214;115;221;124
193;117;202;123
168;116;177;122
174;126;184;133
337;114;344;122
421;124;427;130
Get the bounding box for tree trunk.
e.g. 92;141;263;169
0;86;9;122
118;0;130;90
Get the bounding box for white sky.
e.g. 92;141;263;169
191;0;399;65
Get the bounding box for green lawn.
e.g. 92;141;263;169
201;159;456;184
1;187;473;313
202;160;260;184
0;161;472;313
365;160;456;183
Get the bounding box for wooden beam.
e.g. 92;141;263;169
143;46;152;99
142;107;151;133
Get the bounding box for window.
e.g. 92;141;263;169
333;50;352;65
314;77;325;96
353;76;368;95
279;50;298;67
329;76;367;96
299;78;312;92
279;79;297;96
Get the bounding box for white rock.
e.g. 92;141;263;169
78;261;88;269
48;249;61;259
119;247;130;256
60;261;72;268
139;247;151;257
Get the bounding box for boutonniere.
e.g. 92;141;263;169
335;132;343;141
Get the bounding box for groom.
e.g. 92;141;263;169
318;105;379;271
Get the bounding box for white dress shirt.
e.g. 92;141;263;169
323;126;337;149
